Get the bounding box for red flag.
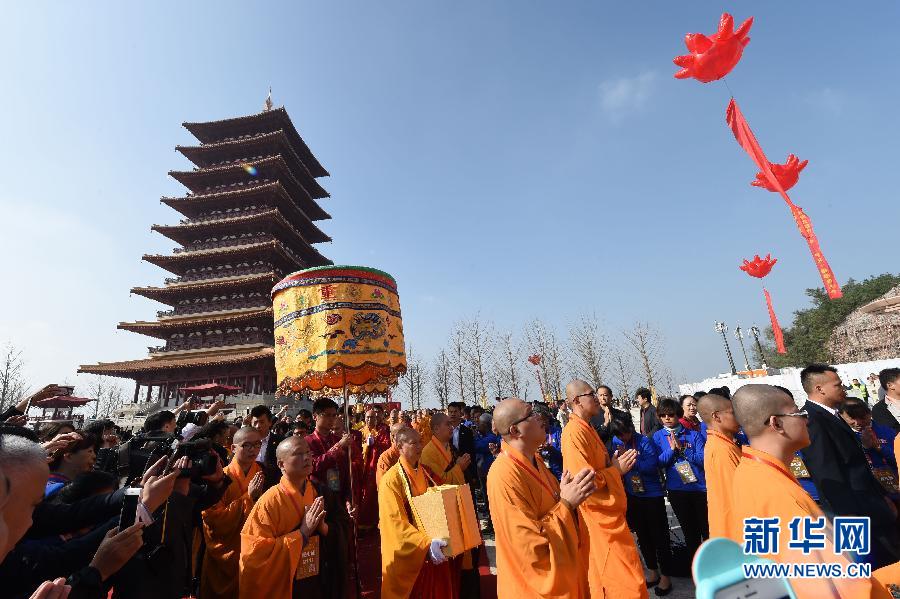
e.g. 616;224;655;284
764;288;787;355
726;99;842;299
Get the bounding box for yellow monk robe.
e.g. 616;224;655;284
705;429;742;541
561;413;647;599
415;416;432;445
732;445;891;599
379;457;454;599
200;460;262;599
239;476;317;599
487;441;585;599
420;436;465;485
376;445;400;488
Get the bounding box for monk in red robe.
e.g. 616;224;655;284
201;426;266;599
379;427;455;599
359;408;391;529
239;435;328;598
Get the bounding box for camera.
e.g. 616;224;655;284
119;432;217;482
176;409;209;429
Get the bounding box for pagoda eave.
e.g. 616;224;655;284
168;156;328;201
142;240;328;276
131;272;279;303
160;181;331;223
79;347;274;379
182;107;329;177
151;209;332;245
118;308;274;338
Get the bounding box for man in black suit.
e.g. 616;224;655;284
250;404;284;489
447;401;478;485
871;367;900;433
636;387;662;438
590;384;633;444
799;364;900;569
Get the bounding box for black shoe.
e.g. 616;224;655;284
655;582;674;596
646;576;660;588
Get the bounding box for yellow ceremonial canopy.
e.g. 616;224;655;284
272;265;406;396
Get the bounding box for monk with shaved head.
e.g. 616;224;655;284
697;393;742;542
488;397;596;598
420;413;469;486
376;424;407;487
560;380;646;598
731;385;892;598
201;426;266;598
240;435;328;598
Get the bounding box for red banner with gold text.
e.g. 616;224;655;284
764;288;787;355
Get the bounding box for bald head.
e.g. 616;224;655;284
430;413;450;431
395;427;420;446
732;385;795;439
697;393;731;423
389;423;407;439
565;379;593;404
275;435;307;462
232;426;261;445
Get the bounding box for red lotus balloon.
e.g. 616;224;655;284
751;154;808;192
674;13;753;83
740;254;777;279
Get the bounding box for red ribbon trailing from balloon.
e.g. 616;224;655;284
764;288;787;355
739;254;787;355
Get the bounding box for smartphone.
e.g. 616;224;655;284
119;487;141;530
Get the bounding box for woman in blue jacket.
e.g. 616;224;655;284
611;418;674;595
653;398;709;555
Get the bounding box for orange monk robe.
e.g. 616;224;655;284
704;429;742;541
732;445;891;599
200;460;261;599
487;442;585;599
239;476;318;599
415;416;433;445
420;436;465;485
376;445;400;488
359;423;391;528
561;413;647;599
379;457;454;599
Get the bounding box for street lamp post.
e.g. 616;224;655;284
734;325;751;372
715;321;738;375
749;325;768;369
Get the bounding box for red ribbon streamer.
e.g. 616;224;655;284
764;288;786;354
726;99;842;299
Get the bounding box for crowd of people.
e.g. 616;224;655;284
0;365;899;597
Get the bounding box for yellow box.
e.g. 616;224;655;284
410;483;481;558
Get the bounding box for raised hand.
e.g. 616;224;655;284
613;449;638;474
559;467;596;509
140;457;180;511
300;496;326;539
456;453;472;471
28;578;71;599
248;472;265;500
860;427;879;450
89;523;144;581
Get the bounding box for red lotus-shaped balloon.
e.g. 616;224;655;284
751;154;808;192
527;354;542;366
673;13;753;83
740;254;778;279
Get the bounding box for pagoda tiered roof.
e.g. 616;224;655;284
79;347;275;377
118;308;273;339
152;206;331;246
142;239;329;276
182;108;328;177
130;272;279;303
161;182;330;226
176;130;327;198
169;156;329;221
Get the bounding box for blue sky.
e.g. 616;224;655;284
1;2;897;402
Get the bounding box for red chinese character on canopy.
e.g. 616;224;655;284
320;284;336;300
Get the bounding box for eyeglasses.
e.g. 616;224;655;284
572;392;595;401
767;410;808;424
239;441;263;450
713;408;734;417
503;408;540;435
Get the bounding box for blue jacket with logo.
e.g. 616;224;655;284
612;433;664;497
653;426;707;492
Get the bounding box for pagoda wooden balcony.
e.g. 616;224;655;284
173;297;270;317
152;331;273;354
171;264;275;284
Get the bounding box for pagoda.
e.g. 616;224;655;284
80;95;332;409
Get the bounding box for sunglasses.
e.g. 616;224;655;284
767;410;809;425
503;408;541;435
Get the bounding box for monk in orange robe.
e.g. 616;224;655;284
420;413;469;485
414;411;433;445
359;408;391;529
560;380;647;599
201;427;266;599
376;423;407;488
488;397;596;599
697;393;742;542
731;384;892;599
239;435;328;599
379;427;455;599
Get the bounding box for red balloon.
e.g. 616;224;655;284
673;13;753;83
751;154;809;192
740;254;777;279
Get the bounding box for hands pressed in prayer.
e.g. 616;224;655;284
612;449;638;474
28;578;70;599
300;496;326;540
559;467;596;510
248;472;265;500
455;453;472;471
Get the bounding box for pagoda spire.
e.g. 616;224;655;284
264;87;273;112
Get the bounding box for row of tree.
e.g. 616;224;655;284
400;315;677;410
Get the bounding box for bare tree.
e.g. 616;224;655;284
432;350;452;410
85;375;108;419
568;313;608;388
449;323;469;403
613;353;634;406
463;315;494;407
413;361;427;410
0;342;27;411
492;331;522;399
402;345;422;410
623;322;664;391
524;319;564;402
